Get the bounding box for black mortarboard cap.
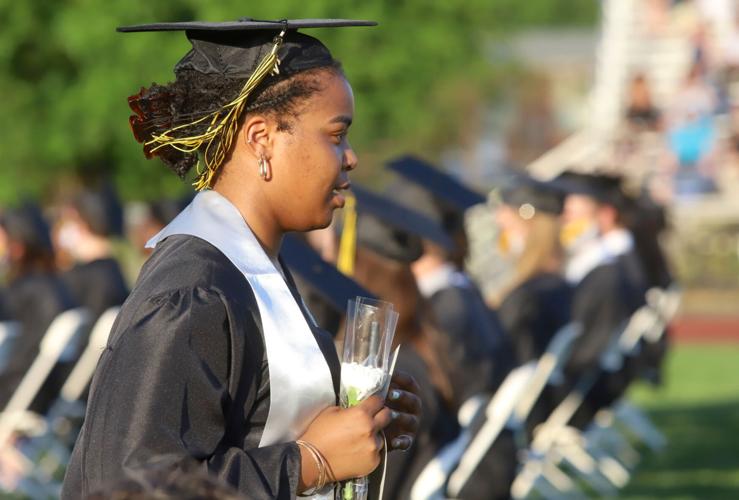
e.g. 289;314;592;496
117;19;377;79
74;184;124;237
500;174;565;215
386;155;486;212
0;203;53;253
554;171;629;210
352;185;454;263
281;234;374;313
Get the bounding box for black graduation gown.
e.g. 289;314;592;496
61;257;129;322
62;235;341;499
565;255;646;427
0;272;77;410
498;273;573;365
428;283;515;408
374;347;459;500
427;282;518;500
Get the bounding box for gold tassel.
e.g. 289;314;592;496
337;193;357;276
145;30;287;191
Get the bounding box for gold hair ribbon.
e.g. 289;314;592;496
337;193;357;276
146;29;287;191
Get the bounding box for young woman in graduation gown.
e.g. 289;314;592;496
63;19;420;500
494;182;572;366
493;180;573;442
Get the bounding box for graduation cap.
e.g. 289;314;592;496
73;184;124;237
119;18;376;190
118;19;376;79
386;155;486;212
554;171;629;211
500;174;566;217
351;185;455;263
0;202;53;254
281;234;375;314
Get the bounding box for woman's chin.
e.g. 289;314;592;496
292;211;334;232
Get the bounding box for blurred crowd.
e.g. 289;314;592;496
617;0;739;202
0;188;189;412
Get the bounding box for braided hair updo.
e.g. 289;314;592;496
128;60;344;179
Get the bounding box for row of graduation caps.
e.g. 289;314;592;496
0;155;680;498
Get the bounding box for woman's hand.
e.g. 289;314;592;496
383;371;422;452
298;395;391;488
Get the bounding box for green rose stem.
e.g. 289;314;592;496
343;387;362;500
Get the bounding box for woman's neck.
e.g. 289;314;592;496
213;184;283;258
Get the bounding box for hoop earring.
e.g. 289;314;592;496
258;156;271;180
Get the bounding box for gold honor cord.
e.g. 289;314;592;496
337;193;357;276
145;30;287;191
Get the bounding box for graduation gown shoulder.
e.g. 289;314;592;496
429;284;515;405
63;234;328;499
498;273;573;365
567;261;642;376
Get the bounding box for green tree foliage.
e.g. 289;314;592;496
0;0;597;202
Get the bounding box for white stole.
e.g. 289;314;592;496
565;228;635;285
147;191;335;497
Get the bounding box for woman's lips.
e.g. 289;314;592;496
331;189;346;208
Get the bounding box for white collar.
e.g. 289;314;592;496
565;228;634;285
147;190;275;276
415;262;471;298
600;228;634;258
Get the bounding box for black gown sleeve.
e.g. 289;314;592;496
499;285;541;364
568;265;633;376
62;285;300;499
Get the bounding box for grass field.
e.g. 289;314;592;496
618;343;739;499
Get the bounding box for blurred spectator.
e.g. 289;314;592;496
644;0;671;36
625;74;662;133
670;61;717;123
0;202;77;410
666;62;719;197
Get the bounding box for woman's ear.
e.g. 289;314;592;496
242;115;272;159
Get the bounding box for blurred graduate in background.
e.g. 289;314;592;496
494;176;572;366
0;203;77;411
556;171;648;427
344;186;460;500
386;156;515;404
54;184;129;324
